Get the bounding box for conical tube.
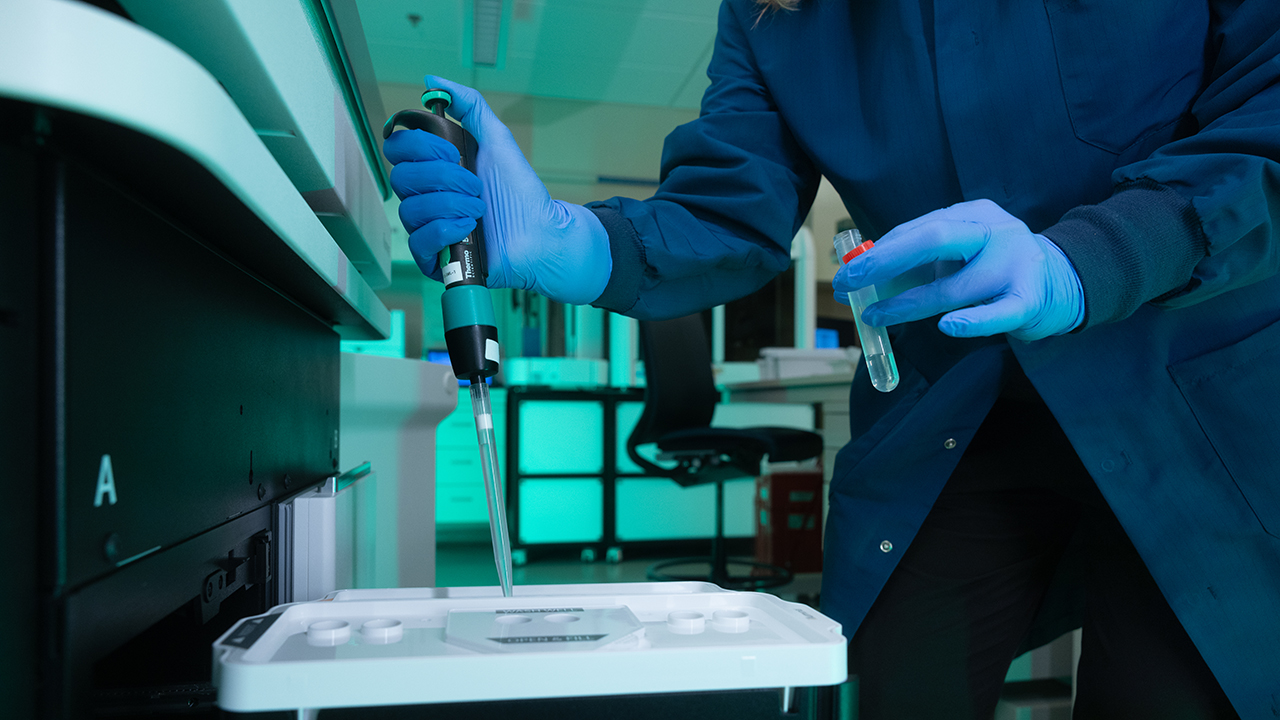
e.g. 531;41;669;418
835;229;900;393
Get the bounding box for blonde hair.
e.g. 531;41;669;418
753;0;800;25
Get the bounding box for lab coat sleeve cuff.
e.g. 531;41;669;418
586;204;647;314
1041;179;1208;331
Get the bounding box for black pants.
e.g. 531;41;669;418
847;393;1239;719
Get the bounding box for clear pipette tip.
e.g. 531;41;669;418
469;381;514;597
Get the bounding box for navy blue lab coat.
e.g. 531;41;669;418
586;1;1280;714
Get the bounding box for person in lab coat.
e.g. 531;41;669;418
383;0;1280;716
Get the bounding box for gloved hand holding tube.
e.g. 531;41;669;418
383;76;612;307
832;199;1085;343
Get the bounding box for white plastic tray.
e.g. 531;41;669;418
213;582;847;713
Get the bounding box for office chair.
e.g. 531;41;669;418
627;314;823;591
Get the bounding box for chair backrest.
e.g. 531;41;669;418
628;314;721;450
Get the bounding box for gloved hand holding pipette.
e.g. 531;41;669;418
383;86;522;598
832;199;1085;343
384;76;612;307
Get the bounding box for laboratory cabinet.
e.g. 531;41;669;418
1;2;392;716
435;387;508;527
2;103;344;718
339;352;459;590
504;388;788;563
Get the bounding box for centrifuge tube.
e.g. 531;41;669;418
834;229;900;393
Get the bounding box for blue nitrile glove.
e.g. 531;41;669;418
382;76;612;306
833;199;1085;342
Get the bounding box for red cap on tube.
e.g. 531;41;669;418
841;240;875;265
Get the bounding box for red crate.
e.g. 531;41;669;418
754;470;824;574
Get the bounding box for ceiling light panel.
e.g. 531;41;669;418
472;0;504;66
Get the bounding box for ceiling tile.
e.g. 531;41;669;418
358;0;719;108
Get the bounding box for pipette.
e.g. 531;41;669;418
383;90;514;597
834;229;899;393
